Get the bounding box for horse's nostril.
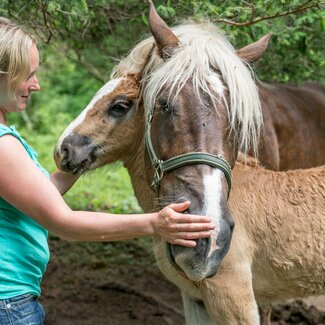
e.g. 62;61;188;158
61;144;70;158
58;134;99;174
59;142;74;170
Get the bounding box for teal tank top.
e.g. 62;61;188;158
0;125;50;299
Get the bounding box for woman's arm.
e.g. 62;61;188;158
0;136;214;247
50;170;80;195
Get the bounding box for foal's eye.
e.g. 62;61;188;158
108;100;133;118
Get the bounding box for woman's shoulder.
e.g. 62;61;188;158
0;125;29;149
0;126;30;158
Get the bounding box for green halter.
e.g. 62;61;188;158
145;112;232;197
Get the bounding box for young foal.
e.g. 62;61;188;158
200;157;325;323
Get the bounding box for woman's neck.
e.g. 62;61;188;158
0;109;7;125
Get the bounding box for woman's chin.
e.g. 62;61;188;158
16;103;27;112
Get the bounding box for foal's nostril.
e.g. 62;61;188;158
61;143;71;160
58;134;99;173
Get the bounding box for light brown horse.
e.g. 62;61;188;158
258;81;325;170
54;3;325;324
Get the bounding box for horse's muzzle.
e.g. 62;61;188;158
57;134;99;174
167;213;234;281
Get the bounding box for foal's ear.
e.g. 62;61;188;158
148;0;180;60
236;33;272;62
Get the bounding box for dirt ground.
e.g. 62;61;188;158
41;237;325;325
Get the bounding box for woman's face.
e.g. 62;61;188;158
0;43;40;113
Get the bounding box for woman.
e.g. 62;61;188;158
0;17;214;324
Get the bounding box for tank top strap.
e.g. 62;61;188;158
0;124;31;153
0;124;49;177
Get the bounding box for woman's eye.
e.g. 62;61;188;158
108;101;133;118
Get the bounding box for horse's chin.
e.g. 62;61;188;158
166;220;234;282
166;242;221;282
62;162;88;175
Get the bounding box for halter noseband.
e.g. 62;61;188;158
145;111;232;197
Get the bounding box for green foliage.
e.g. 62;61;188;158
171;0;324;83
1;0;323;84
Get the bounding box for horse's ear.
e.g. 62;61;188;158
236;33;272;62
148;0;180;60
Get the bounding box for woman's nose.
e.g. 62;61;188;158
30;76;40;92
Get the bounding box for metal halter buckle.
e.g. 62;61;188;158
151;159;164;191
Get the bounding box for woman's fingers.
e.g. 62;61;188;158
170;222;215;232
172;239;197;247
168;200;190;212
156;202;215;247
171;231;214;247
170;213;213;224
165;202;212;224
176;231;212;240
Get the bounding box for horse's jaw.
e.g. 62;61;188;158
158;168;234;282
168;216;234;282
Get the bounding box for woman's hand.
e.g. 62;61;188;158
153;201;215;247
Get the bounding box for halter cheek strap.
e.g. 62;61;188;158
145;113;232;197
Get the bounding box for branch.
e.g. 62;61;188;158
53;43;106;83
212;1;323;26
34;0;53;43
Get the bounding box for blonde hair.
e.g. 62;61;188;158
0;17;35;98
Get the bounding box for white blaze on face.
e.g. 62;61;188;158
203;169;223;257
56;78;124;148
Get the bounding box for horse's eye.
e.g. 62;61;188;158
159;100;174;114
108;101;133;118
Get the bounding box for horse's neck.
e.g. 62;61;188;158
123;138;156;213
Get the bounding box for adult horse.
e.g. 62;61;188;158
54;3;325;323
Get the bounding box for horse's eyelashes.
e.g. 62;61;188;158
159;100;175;114
108;100;133;118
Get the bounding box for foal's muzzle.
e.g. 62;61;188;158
57;134;99;174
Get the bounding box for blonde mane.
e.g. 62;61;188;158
113;22;263;154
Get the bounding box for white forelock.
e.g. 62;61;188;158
113;22;262;154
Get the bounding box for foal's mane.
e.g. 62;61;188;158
112;22;263;154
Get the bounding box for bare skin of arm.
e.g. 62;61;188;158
0;135;214;247
50;170;80;195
